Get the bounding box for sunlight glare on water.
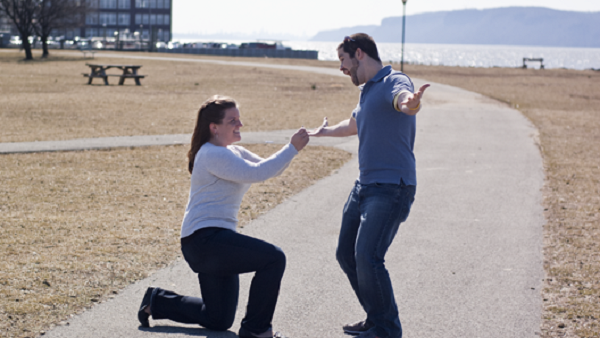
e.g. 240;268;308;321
286;41;600;70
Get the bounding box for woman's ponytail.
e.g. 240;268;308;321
187;95;237;174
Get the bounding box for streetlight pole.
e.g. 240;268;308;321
401;0;407;72
102;23;107;50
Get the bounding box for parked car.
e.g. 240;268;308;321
9;35;22;46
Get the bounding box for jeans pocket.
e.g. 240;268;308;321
397;185;416;223
181;228;223;268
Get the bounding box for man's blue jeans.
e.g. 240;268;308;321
337;180;416;338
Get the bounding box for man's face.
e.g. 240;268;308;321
338;47;361;86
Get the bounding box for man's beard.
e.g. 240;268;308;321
350;61;360;86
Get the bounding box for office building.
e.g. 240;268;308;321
77;0;172;42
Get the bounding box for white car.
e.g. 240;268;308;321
9;35;22;46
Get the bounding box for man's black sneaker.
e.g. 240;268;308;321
343;320;374;335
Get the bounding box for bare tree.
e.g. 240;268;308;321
34;0;87;58
0;0;38;60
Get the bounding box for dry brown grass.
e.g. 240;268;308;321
0;50;354;143
0;144;352;338
404;64;600;338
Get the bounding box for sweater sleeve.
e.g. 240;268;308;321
205;143;298;183
235;145;265;163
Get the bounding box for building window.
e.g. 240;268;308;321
65;29;75;39
135;14;141;24
163;31;169;41
142;14;149;25
135;0;148;8
99;12;117;25
156;14;163;25
150;14;156;25
86;28;98;37
86;13;99;25
118;0;130;9
149;0;156;8
142;29;149;40
163;0;169;9
99;12;107;25
163;14;169;25
99;0;117;9
157;0;163;9
87;0;99;8
118;14;130;26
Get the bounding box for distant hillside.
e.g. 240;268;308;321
310;7;600;48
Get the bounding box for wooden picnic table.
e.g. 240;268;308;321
83;63;146;85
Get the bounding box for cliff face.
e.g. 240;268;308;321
310;7;600;48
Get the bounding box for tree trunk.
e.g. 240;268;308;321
41;37;49;58
21;34;33;60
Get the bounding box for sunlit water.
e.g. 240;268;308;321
288;41;600;70
174;39;600;70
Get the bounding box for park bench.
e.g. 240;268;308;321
79;44;96;58
522;57;544;69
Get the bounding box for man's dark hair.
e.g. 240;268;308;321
338;33;381;62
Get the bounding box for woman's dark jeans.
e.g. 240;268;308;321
149;227;286;334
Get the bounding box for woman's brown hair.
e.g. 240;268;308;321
187;95;237;173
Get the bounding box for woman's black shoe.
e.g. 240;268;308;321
137;287;154;327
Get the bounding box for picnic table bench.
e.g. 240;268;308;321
82;63;146;85
79;44;96;58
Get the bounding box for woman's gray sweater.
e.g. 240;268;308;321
180;142;298;238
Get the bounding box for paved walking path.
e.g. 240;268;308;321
4;53;545;338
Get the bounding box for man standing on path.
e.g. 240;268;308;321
309;33;429;338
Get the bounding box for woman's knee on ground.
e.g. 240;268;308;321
203;312;236;331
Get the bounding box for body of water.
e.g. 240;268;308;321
172;39;600;70
288;41;600;70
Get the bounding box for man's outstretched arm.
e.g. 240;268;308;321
308;117;358;137
394;84;430;116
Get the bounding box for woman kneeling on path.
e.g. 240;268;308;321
137;95;309;338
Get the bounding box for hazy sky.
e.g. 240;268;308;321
173;0;600;38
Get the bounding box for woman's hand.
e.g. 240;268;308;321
290;127;309;151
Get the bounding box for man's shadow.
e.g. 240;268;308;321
139;325;238;337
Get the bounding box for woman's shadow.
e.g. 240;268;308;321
139;325;239;337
